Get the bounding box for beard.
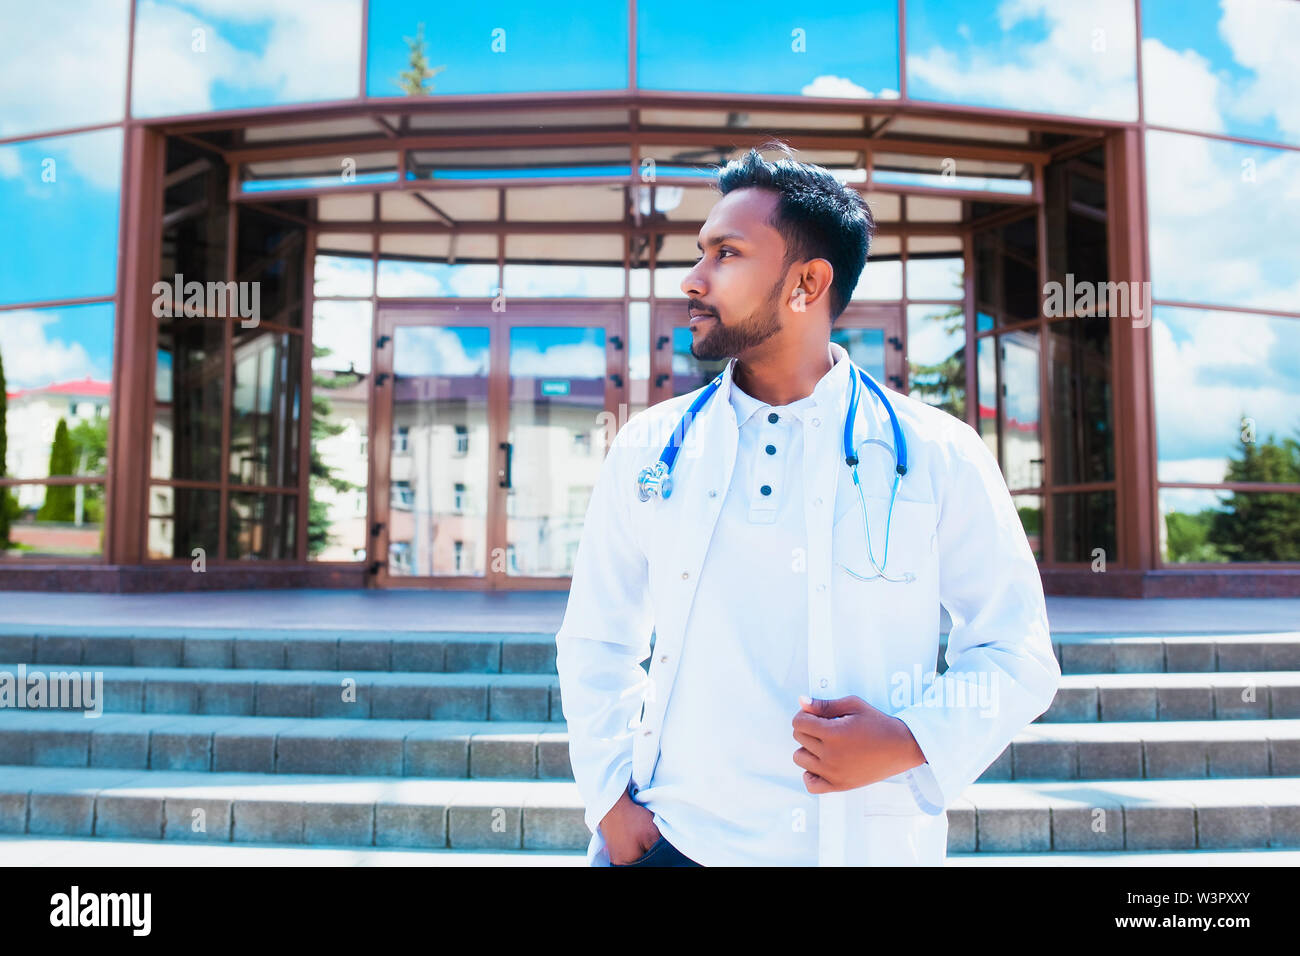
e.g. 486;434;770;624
689;273;786;362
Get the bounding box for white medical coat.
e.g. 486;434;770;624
554;347;1060;866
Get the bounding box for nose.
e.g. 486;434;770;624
681;262;705;299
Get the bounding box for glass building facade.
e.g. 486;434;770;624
1;0;1297;595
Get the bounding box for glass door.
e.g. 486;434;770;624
372;303;621;588
650;302;904;404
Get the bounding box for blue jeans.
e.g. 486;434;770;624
610;834;703;867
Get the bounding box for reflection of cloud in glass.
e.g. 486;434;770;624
0;0;129;139
0;128;123;306
0;304;115;391
394;326;490;377
906;0;1137;120
132;0;362;118
377;261;498;297
1153;306;1300;484
1142;0;1300;147
312;301;374;375
314;256;374;298
1145;129;1300;313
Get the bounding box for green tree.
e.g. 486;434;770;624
395;22;447;96
1164;508;1224;563
1205;424;1300;562
309;344;364;558
69;415;109;524
906;304;967;420
37;418;76;522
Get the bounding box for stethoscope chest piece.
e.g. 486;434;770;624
637;460;673;501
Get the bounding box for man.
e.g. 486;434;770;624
555;143;1060;867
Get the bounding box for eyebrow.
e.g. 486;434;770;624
696;232;746;251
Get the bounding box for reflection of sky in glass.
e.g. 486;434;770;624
906;258;964;299
367;0;627;96
132;0;362;118
394;326;489;377
0;0;129;139
905;0;1137;120
872;170;1032;195
1142;0;1300;148
510;327;606;377
242;172;397;193
853;259;903;300
0;128;123;305
412;165;635;182
312;301;374;375
377;261;499;297
1145;130;1300;313
501;265;624;298
314;256;374;298
830;327;887;382
907;304;964;366
0;302;115;391
638;0;899;97
1153;306;1300;485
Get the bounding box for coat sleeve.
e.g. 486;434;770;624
554;422;656;836
892;418;1061;815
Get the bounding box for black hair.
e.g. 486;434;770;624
713;140;874;323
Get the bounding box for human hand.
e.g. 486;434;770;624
791;694;926;792
599;788;663;864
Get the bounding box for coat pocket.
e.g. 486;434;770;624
855;774;927;817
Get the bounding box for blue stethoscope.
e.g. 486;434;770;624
637;358;916;583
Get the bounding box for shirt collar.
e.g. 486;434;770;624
725;340;853;428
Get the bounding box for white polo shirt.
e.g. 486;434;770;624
632;346;853;866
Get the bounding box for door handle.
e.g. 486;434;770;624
499;441;513;488
888;374;905;389
609;373;623;388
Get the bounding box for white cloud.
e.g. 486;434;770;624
906;0;1137;120
0;310;99;390
800;75;898;99
0;0;130;139
131;0;361;117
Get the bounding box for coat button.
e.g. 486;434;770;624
760;485;771;495
814;496;823;506
812;417;821;427
708;489;717;497
820;678;828;688
816;583;826;593
659;655;668;663
681;571;689;579
765;444;776;455
768;412;779;423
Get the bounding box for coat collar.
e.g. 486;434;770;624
726;341;854;429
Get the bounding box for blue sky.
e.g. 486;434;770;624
367;0;627;96
0;303;115;393
0;128;123;306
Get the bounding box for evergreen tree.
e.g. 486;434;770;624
309;344;364;558
38;418;76;522
906;305;967;420
396;22;447;96
1206;423;1300;561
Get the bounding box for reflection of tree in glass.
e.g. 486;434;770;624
69;417;107;526
38;419;76;521
1206;427;1300;562
907;304;966;420
396;23;447;96
310;343;364;557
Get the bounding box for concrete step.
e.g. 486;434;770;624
4;712;1300;782
1;765;1298;853
8;662;1300;723
1045;671;1300;721
5;834;1298;866
0;629;558;675
0;712;569;778
0;834;586;866
4;626;1298;675
0;664;561;721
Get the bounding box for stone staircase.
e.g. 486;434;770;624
1;625;1299;865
